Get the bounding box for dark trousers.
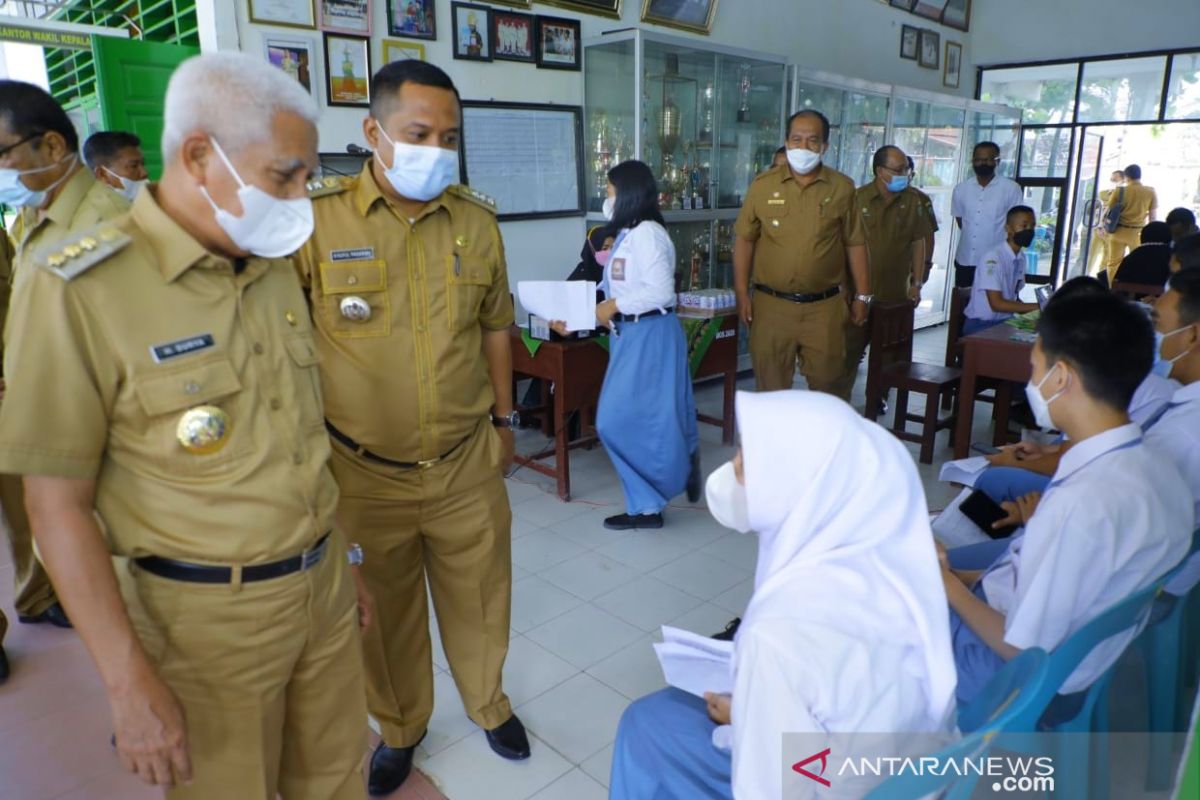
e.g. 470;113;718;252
954;262;976;288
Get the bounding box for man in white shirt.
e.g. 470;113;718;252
952;141;1024;288
963;205;1039;334
939;291;1193;705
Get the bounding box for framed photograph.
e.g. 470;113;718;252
386;0;436;40
913;0;948;21
899;24;919;60
319;0;371;36
941;0;970;32
544;0;622;18
943;40;962;89
641;0;719;35
264;36;316;94
249;0;316;29
451;3;492;62
323;33;371;107
382;38;426;63
492;11;534;64
535;15;581;71
888;0;916;10
918;28;940;70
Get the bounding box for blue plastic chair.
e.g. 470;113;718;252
863;648;1052;800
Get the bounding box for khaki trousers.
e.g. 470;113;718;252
750;291;849;397
117;532;367;800
1103;226;1142;272
0;473;57;621
831;314;871;401
329;420;513;747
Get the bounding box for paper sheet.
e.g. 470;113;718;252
516;281;597;332
938;456;990;487
653;626;734;698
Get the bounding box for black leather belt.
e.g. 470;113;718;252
325;419;466;470
613;308;673;323
753;284;840;304
135;533;330;584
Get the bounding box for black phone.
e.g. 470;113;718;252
960;489;1020;539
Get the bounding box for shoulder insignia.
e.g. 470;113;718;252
307;175;353;199
449;184;497;213
33;225;130;281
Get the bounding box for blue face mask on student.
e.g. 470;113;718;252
886;175;909;193
1152;325;1193;378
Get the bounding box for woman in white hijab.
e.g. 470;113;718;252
610;390;958;799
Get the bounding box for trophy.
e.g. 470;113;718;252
699;81;715;143
737;62;753;123
657;100;683;208
590;110;613;209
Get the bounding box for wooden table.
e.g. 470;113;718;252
510;315;739;501
952;323;1034;459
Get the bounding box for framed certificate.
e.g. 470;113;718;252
249;0;316;29
319;0;372;37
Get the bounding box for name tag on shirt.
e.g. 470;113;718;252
330;248;375;262
611;258;626;282
150;334;215;363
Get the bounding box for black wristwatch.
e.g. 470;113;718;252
491;411;520;429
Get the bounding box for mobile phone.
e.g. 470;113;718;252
960;489;1020;539
971;443;1001;456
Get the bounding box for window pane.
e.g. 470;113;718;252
1019;127;1072;179
795;82;844;167
980;64;1077;125
1078;56;1166;123
838;91;889;185
1166;52;1200;120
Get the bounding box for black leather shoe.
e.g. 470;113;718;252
0;645;9;683
485;715;531;761
603;513;664;531
711;617;741;641
686;450;702;503
368;732;426;796
18;602;72;628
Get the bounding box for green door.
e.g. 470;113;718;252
92;37;198;180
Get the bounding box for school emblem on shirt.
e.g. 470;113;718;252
611;258;626;282
176;405;231;454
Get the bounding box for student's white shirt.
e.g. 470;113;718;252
1143;380;1200;594
952;174;1024;266
965;241;1025;323
1129;372;1179;429
981;424;1193;694
606;220;676;316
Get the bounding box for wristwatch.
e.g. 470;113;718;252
347;543;364;566
491;411;521;429
854;293;875;305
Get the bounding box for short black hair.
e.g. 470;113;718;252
1166;207;1196;228
1140;221;1172;245
1006;205;1035;224
871;145;904;171
1036;292;1153;411
0;79;78;153
606;160;665;233
1169;268;1200;326
786;109;830;143
1175;233;1200;271
973;140;1001;158
369;60;460;120
1124;164;1142;180
906;155;915;171
1048;275;1106;304
82;130;141;170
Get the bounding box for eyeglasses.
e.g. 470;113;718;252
0;132;44;161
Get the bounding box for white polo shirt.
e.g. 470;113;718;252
964;242;1025;323
981;424;1193;694
1129;372;1179;429
952;174;1024;267
605;221;677;317
1143;380;1200;594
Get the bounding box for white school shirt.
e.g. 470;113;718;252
605;220;677;317
1143;380;1200;594
981;424;1193;694
1130;372;1179;428
952;174;1024;267
964;241;1025;323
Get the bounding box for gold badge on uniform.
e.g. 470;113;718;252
176;405;231;454
455;235;468;247
340;295;372;321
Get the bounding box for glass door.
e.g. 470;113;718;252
1063;130;1105;280
1016;125;1075;284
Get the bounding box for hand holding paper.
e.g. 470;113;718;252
517;281;598;332
653;625;734;699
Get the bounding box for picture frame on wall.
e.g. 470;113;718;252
249;0;316;29
888;0;916;10
386;0;436;40
899;24;919;60
918;28;940;69
481;0;531;7
545;0;622;19
943;40;962;88
492;10;535;64
912;0;948;21
451;3;493;62
941;0;970;32
641;0;719;35
382;38;426;63
264;35;316;94
535;15;581;71
323;33;371;107
319;0;371;36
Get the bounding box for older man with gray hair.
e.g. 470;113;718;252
0;52;371;798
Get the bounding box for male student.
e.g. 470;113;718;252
1172;233;1200;274
962;205;1039;334
939;291;1193;705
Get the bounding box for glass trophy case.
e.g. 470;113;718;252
583;30;787;295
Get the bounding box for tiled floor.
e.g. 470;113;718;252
0;324;1183;799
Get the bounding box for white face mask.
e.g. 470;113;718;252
786;147;822;175
375;123;459;202
602;195;615;221
103;166;147;202
199;138;314;259
1024;362;1068;430
0;153;76;208
705;461;752;534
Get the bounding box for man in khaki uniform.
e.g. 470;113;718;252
833;146;936;400
908;155;939;279
1103;163;1158;273
0;232;10;681
733;109;871;398
294;61;523;796
0;54;369;798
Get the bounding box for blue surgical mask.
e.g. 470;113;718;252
0;153;76;208
374;123;458;202
1152;326;1194;378
886;175;909;193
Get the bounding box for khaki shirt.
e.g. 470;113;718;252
1115;181;1157;228
295;166;513;462
912;187;940;234
0;187;336;563
855;182;938;303
734;164;866;294
0;233;12;367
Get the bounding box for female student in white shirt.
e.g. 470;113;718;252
610;390;958;799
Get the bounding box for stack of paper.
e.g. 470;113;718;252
516;281;597;332
938;456;990;487
653;625;734;698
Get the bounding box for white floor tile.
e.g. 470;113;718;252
539;551;640;601
711;577;755;616
545;507;634;549
593;532;696;573
502;635;580;708
512;493;592;527
668;601;741;638
517;673;629;764
506;476;550;505
593;576;705;632
419;671;478;756
430;619;449;672
654;509;731;548
529;768;608;800
420;729;573;800
581;743;615;788
587;636;668;701
512;530;588;573
510;575;583;634
525;604;644;670
650;551;752;601
511;515;545;541
700;532;760;571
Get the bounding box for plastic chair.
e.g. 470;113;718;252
862;648;1052;800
